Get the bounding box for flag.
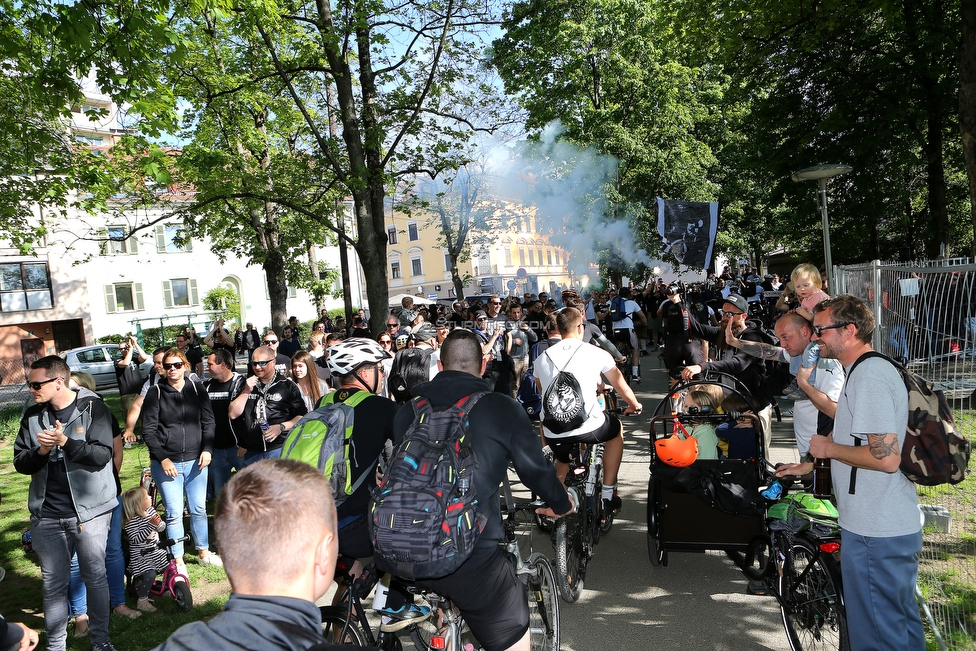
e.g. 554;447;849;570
655;199;719;270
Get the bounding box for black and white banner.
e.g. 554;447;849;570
655;198;719;270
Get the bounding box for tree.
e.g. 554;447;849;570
203;286;242;326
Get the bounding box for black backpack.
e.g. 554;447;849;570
541;346;588;434
387;347;436;404
369;392;489;580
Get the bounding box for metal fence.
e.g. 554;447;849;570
837;259;976;651
0;358;34;412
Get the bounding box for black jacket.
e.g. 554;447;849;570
396;370;572;548
142;379;216;463
689;316;774;410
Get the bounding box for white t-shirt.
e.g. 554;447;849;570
611;298;642;330
787;356;845;456
535;338;615;439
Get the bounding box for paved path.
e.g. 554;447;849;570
514;354;800;651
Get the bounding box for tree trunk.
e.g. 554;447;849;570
925;95;948;258
961;0;976;256
264;245;288;334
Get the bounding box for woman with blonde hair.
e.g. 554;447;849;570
291;350;330;411
141;347;219;568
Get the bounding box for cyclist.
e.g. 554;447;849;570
561;294;625;363
658;281;705;384
606;288;646;383
534;307;642;516
391;329;574;651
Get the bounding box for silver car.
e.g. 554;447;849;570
60;344;154;390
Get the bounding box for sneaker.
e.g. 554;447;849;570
136;597;157;613
200;552;223;567
93;643;118;651
112;603;142;619
378;603;432;632
603;491;622;515
631;374;641;384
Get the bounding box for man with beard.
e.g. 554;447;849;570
680;293;774;445
659;282;706;385
775;296;923;651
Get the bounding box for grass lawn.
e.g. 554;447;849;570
0;396;231;651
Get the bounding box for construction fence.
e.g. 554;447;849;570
837;259;976;651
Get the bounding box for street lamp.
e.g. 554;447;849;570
791;164;853;292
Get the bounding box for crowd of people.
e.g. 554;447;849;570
9;263;925;651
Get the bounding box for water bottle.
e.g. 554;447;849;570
458;476;470;497
372;574;391;611
259;421;271;439
761;480;784;500
813;457;832;499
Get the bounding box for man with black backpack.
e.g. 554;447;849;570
606;287;646;383
535;307;642;517
387;323;439;404
376;329;574;651
776;295;923;651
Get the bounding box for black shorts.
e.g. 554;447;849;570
337;515;373;559
415;545;527;651
549;413;621;463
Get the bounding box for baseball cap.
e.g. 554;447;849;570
474;310;488;319
723;294;749;314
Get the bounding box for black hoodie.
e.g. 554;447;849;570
395;370;572;548
141;378;216;463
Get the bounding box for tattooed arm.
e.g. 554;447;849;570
808;432;901;472
724;320;789;363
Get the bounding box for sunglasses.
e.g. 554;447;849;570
489;301;502;305
264;339;278;344
724;309;745;316
379;339;392;344
251;359;273;367
387;323;398;328
813;322;852;336
162;361;185;370
28;377;59;390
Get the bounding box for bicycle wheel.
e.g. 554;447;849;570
646;476;665;567
554;511;585;602
736;535;773;582
172;580;193;612
526;552;560;651
319;605;368;646
777;536;849;651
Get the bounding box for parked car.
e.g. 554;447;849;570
60;344;154;390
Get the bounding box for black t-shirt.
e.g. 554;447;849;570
184;346;204;370
328;388;398;523
239;376;308;451
40;403;82;518
205;374;246;449
115;360;144;395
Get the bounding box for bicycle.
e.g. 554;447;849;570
128;534;193;612
735;489;849;651
321;488;561;651
552;440;607;603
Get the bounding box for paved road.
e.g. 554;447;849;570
514;355;799;651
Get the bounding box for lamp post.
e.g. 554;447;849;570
791;164;852;292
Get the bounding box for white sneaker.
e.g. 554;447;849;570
200;553;223;567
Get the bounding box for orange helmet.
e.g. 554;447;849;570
655;435;699;468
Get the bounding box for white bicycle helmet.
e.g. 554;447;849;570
326;338;388;375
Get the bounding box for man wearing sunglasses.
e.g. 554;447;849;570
680;293;776;442
228;346;307;466
15;356;120;651
777;295;923;651
247;333;291;378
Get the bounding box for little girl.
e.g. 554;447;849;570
683;390;721;460
122;487;169;613
791;263;830;322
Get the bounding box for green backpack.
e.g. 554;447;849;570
281;390;373;505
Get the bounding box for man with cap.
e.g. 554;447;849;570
680;292;775;439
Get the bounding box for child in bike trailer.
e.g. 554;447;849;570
122;487;169;613
680;391;721;460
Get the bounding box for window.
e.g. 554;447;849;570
100;226;139;256
547;250;553;265
444;252;452;272
411;258;423;276
387;226;398;245
76;348;107;363
74;133;104;146
391;261;401;279
103;283;144;313
408;223;419;241
504;248;512;266
0;262;53;311
163;278;199;308
518;248;525;266
528;249;535;266
155;223;193;253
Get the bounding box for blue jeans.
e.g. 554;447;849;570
840;528;925;651
32;511;114;650
151;459;210;559
209;446;244;500
242;447;282;467
68;502;126;614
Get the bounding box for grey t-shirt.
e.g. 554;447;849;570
832;356;919;537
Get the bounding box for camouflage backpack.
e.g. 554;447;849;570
848;352;970;488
